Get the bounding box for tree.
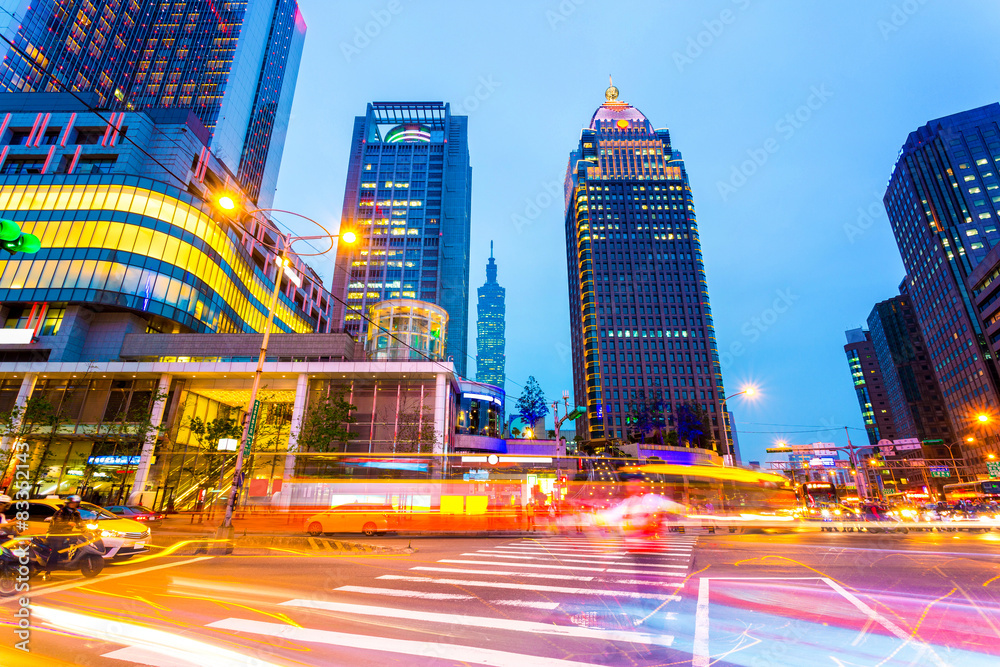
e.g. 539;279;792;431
515;376;549;438
188;414;242;497
298;390;356;454
394;400;437;454
675;402;712;449
627;395;667;445
97;387;169;505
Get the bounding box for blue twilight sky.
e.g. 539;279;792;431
272;0;1000;465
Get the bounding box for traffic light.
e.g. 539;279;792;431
0;219;40;255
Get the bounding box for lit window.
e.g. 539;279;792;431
980;213;992;219
971;242;985;250
977;158;989;166
965;175;976;182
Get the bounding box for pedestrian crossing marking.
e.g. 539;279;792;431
279;599;676;647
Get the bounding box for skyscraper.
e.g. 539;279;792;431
476;241;505;389
0;0;306;206
564;83;730;453
884;103;1000;470
866;292;954;446
0;93;332;363
844;328;897;445
331;102;472;377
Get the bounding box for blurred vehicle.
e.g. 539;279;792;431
1;500;150;560
943;480;1000;502
305;503;396;537
859;503;908;533
596;493;687;536
103;505;165;527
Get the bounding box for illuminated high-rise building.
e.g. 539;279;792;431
331;102;472;377
0;0;305;206
884;103;1000;472
564;83;730;454
476;241;505;389
844;327;897;445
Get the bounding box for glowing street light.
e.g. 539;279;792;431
217;194;236;210
978;414;990;423
719;385;758;464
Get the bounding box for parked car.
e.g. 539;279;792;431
305;503;396;537
1;499;151;560
103;505;165;527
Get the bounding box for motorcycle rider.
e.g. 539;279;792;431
0;494;14;536
44;495;84;578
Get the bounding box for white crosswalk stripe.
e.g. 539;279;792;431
377;574;682;600
94;534;694;666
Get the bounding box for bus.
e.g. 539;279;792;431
943;480;1000;501
798;481;838;508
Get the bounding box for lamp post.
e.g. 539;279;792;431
216;200;355;537
719;386;755;466
940;439;968;483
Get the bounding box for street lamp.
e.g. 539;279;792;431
719;386;756;465
217;204;357;537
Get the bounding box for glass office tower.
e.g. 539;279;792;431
0;0;305;207
332;102;472;377
476;241;505;389
564;83;730;453
0;94;331;363
884;103;1000;470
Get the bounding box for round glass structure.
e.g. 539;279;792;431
366;299;448;362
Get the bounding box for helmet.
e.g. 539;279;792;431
66;495;82;503
0;494;10;504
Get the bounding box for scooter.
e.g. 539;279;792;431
22;529;106;579
0;537;22;596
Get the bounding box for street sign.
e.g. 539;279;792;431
929;466;951;478
243;399;261;457
987;461;1000;478
766;447;793;453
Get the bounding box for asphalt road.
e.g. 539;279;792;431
2;529;999;666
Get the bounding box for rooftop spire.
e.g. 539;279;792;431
486;241;498;283
606;75;619;102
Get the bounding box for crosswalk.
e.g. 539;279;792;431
95;534;698;666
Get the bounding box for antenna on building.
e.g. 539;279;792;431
490;240;493;259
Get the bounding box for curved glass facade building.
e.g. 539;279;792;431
0;96;331;362
365;298;448;362
0;175;315;335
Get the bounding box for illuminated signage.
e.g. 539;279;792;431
88;455;140;466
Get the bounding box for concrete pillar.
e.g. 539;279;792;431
0;373;37;491
433;373;446;455
127;374;172;505
280;373;309;507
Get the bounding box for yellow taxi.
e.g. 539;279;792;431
5;498;151;560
